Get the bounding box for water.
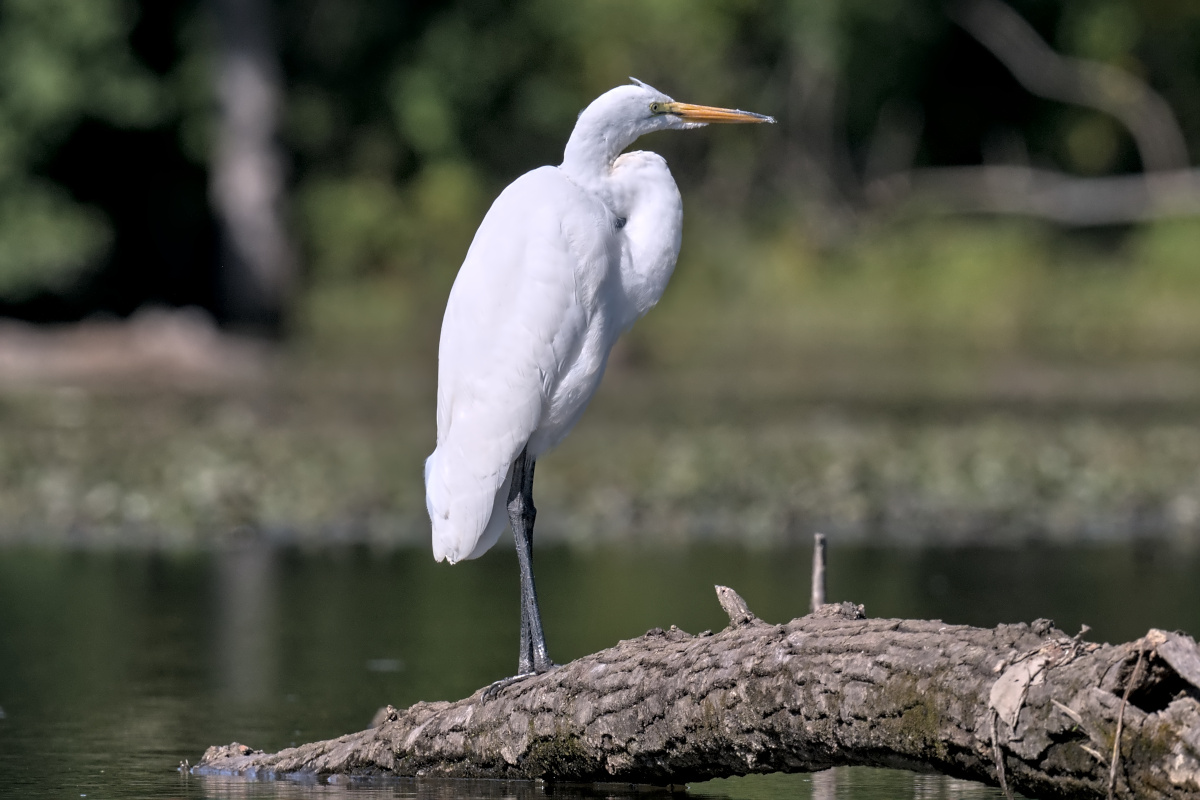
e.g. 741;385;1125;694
1;542;1197;799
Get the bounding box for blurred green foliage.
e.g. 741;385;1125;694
633;216;1200;367
0;0;1199;349
274;0;1200;359
0;0;164;297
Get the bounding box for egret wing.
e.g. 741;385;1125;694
425;168;609;563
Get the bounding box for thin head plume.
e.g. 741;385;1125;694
628;76;664;94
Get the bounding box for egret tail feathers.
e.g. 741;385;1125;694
426;446;514;564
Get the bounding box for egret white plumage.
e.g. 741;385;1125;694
425;79;773;676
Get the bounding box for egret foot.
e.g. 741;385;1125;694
479;661;558;702
480;674;527;702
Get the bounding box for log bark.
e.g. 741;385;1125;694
193;589;1200;799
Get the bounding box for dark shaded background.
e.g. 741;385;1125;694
6;0;1199;329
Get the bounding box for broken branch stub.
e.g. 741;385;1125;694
811;532;827;611
714;584;756;627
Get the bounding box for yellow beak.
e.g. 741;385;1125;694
663;102;775;124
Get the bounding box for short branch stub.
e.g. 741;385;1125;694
715;585;756;627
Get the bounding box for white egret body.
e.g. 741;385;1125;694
424;79;773;675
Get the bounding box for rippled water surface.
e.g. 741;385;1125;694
2;543;1197;799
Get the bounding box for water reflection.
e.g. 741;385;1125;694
197;774;686;799
693;769;1016;799
218;542;279;705
0;543;1192;799
194;768;1015;799
810;768;836;800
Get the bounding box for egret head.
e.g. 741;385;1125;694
563;79;774;174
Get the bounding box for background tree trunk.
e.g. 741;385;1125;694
210;0;293;334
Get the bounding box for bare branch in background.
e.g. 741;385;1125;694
875;166;1200;226
211;0;295;333
862;100;924;191
777;53;862;244
864;0;1200;226
949;0;1190;173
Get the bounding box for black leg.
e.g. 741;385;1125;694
508;447;553;675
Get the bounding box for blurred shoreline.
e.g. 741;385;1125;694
0;306;1195;551
0;307;268;390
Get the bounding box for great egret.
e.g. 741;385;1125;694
425;79;774;676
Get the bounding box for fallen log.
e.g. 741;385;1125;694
194;588;1200;799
